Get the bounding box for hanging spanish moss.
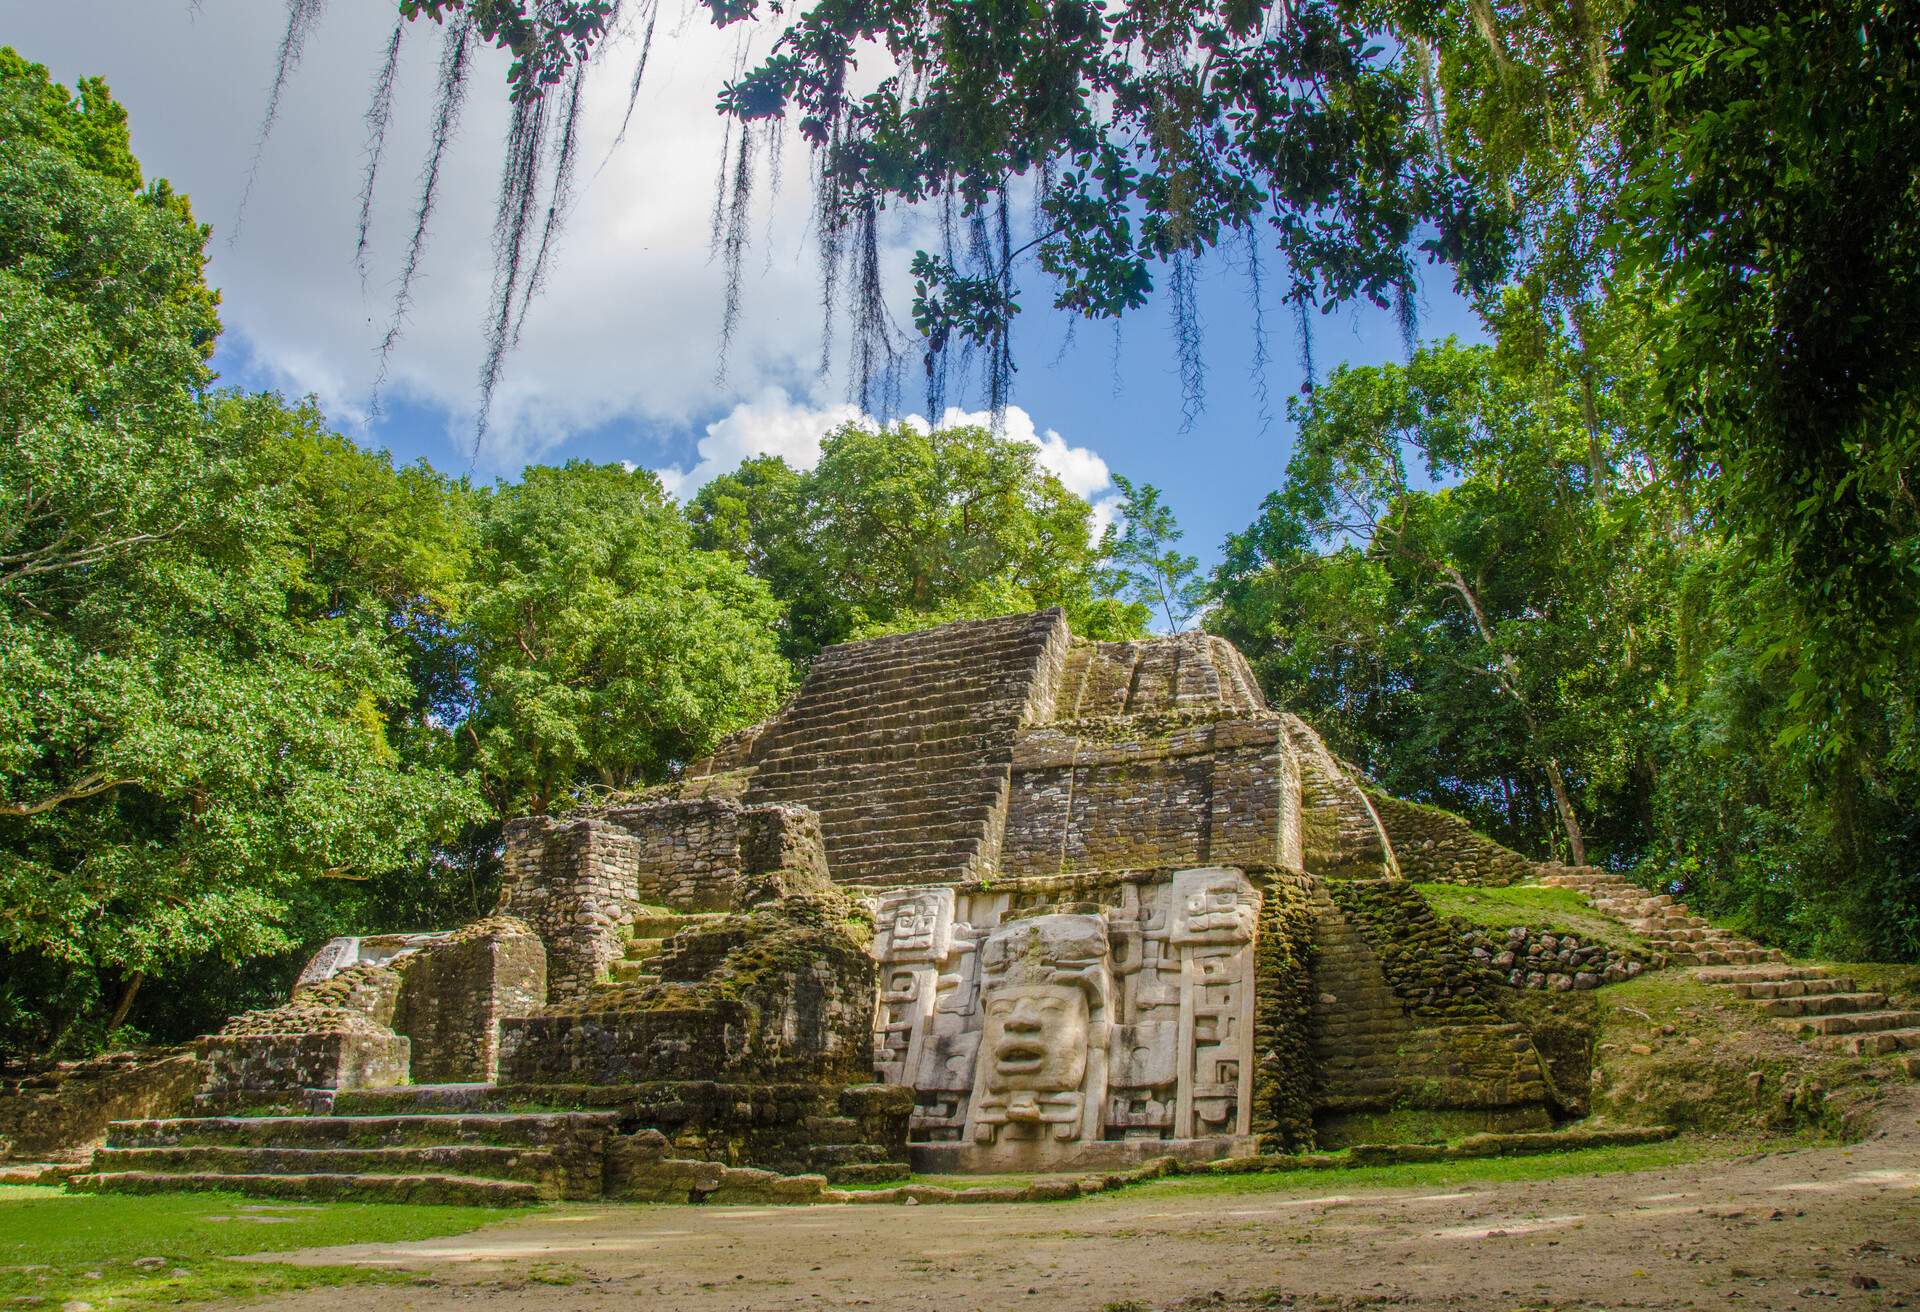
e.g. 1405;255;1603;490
1293;295;1317;394
1394;279;1421;357
235;0;328;241
989;191;1015;423
849;201;904;418
603;0;661;158
511;58;589;352
474;86;553;446
714;120;757;384
812;116;851;381
1242;228;1274;435
354;17;406;282
1168;249;1205;431
372;14;474;403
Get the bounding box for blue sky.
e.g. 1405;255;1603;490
15;1;1485;572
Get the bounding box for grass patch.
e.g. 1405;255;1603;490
0;1184;514;1309
1109;1134;1791;1200
1587;969;1904;1135
1415;881;1650;954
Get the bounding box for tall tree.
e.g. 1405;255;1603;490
0;51;482;1057
689;422;1148;660
1102;476;1206;633
461;461;791;817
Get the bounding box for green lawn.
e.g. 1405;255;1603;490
0;1185;514;1309
1415;881;1651;954
1111;1134;1794;1200
839;1133;1797;1200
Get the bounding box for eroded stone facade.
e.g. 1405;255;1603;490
10;610;1606;1191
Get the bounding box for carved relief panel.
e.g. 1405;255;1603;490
869;867;1259;1164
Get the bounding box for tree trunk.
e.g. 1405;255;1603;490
1543;757;1588;865
1436;562;1590;866
107;971;144;1033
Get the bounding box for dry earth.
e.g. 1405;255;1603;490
236;1090;1920;1312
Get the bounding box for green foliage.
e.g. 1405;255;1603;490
0;57;799;1058
1211;321;1670;863
1212;294;1919;961
461;461;790;815
0;1185;506;1309
689;422;1148;661
1101;476;1206;633
0;54;485;1057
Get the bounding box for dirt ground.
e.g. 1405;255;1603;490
241;1089;1920;1312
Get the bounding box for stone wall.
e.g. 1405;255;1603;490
1365;790;1538;886
393;916;547;1082
500;816;642;1004
498;889;876;1087
1050;632;1267;718
0;1050;201;1161
999;715;1299;877
1286;720;1398;879
1249;873;1317;1151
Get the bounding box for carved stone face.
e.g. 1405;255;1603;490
890;901;938;951
1170;868;1257;945
981;983;1089;1093
872;888;953;962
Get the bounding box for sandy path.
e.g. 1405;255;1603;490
239;1091;1920;1312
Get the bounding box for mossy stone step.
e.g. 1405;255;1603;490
1694;964;1820;984
1785;1008;1920;1036
1755;991;1888;1018
1731;977;1857;999
1815;1028;1920;1058
70;1169;545;1206
107;1111;618;1149
90;1143;563;1192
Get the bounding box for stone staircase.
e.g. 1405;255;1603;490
1536;868;1781;966
67;1111;616;1205
741;611;1064;886
607;908;728;987
1693;965;1920;1059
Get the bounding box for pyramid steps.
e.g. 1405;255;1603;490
69;1169;543;1207
68;1111;616;1205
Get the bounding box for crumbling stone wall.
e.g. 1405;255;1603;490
1287;721;1398;879
393;916;546;1082
497;890;876;1086
0;1050;200;1161
499;817;642;1004
1365;790;1537;886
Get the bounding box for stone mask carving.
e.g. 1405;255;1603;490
872;887;954;963
981;983;1089;1102
1170;868;1258;945
968;913;1111;1142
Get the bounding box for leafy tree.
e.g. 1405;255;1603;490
1214;294;1920;961
0;52;481;1057
460;461;791;817
1212;327;1674;866
1101;476;1205;633
689;422;1148;660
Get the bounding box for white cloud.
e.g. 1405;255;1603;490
9;0;928;472
654;394;1118;529
655;387;863;499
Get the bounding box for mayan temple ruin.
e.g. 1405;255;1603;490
0;610;1781;1202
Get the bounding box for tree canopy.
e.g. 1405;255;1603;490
689;421;1149;660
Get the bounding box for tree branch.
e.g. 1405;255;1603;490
0;772;134;818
